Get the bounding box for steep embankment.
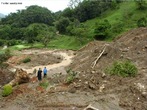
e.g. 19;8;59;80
68;27;147;110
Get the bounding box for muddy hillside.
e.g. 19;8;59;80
70;27;147;71
68;27;147;109
0;27;147;110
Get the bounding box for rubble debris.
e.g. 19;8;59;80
8;68;30;86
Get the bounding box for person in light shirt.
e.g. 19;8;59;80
43;67;47;78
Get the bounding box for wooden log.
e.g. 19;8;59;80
91;45;107;68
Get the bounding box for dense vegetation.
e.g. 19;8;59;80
0;0;147;49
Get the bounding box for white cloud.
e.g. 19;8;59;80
0;0;70;15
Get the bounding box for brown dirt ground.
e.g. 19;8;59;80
68;27;147;110
0;27;147;110
7;50;63;68
0;69;14;86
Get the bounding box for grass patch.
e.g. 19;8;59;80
48;35;90;50
21;57;31;63
39;80;49;89
31;43;44;48
2;84;13;97
83;1;147;41
7;35;90;51
9;45;30;51
105;60;138;77
66;68;77;84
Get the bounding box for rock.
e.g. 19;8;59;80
91;71;95;74
137;51;141;54
134;82;146;97
85;81;88;84
73;52;76;55
121;48;129;52
99;84;105;92
126;57;132;60
89;82;96;90
9;68;30;86
120;54;124;58
101;72;106;78
57;56;61;59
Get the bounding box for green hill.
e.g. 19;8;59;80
83;1;147;41
0;1;147;50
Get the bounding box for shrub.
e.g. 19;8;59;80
105;60;138;77
137;17;147;27
0;49;11;66
66;69;77;84
0;39;5;46
22;57;31;63
39;81;49;89
55;17;70;34
6;40;18;46
2;84;13;97
111;22;124;33
94;20;111;40
5;49;11;58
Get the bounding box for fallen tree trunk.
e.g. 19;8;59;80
9;68;30;87
91;45;107;68
84;104;99;110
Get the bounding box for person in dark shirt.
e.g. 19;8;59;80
37;68;42;81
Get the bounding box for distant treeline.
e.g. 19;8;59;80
0;0;146;46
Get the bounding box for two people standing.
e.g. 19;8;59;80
37;67;48;81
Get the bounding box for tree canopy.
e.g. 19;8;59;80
1;5;55;27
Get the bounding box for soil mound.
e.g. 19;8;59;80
9;68;30;86
68;27;147;110
70;27;147;71
0;69;14;86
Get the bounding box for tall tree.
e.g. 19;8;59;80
68;0;82;9
135;0;147;10
55;17;70;34
24;23;49;43
38;31;54;47
1;5;55;27
62;8;74;20
74;0;112;22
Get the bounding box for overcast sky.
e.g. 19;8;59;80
0;0;70;15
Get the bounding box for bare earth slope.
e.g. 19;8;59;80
68;27;147;110
0;27;147;110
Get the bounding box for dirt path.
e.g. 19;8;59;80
9;49;75;76
25;51;73;74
